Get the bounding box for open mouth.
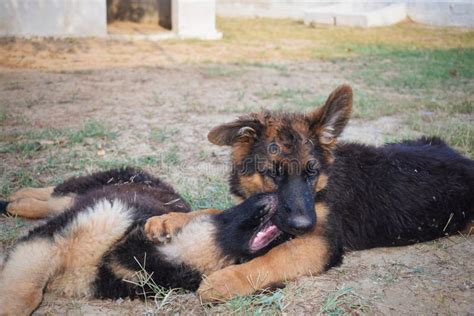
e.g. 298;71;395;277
249;219;282;253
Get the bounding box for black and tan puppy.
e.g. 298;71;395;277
3;85;474;304
166;85;474;301
0;168;288;316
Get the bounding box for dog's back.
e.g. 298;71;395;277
328;137;474;251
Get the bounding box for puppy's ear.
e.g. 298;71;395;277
208;119;262;146
308;85;353;145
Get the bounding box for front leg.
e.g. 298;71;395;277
145;208;222;243
197;233;331;302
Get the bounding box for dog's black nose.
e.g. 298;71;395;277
287;215;314;234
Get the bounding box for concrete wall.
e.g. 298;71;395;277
216;0;474;28
408;2;474;27
172;0;222;39
0;0;107;37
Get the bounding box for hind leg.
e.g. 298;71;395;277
6;198;50;219
8;187;54;202
6;187;53;219
0;239;60;316
6;187;74;219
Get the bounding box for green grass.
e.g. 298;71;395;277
2;141;41;158
424;99;473;115
177;176;233;210
0;120;116;158
11;169;40;188
162;145;180;166
0;216;25;243
319;286;370;315
201;65;245;78
150;127;180;144
352;92;398;119
122;255;184;313
407;114;473;158
348;45;474;91
254;88;397;120
0;109;7;123
223;289;287;315
233;61;290;76
68;120;117;144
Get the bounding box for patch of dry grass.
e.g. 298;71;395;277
1;18;473;70
219;18;474;59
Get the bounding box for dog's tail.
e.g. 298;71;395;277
0;200;8;214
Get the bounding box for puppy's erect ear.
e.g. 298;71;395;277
208;118;262;146
308;85;353;145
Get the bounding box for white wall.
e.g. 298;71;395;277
0;0;107;37
216;0;474;28
408;2;474;27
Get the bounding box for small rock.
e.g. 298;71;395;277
457;280;473;291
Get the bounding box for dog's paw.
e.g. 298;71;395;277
197;266;254;303
144;212;191;244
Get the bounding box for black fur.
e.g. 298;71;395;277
95;193;290;298
11;168;290;300
95;228;204;298
0;200;8;214
215;194;291;263
22;167;191;242
319;137;473;270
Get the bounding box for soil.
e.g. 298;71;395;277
0;40;472;315
108;21;171;35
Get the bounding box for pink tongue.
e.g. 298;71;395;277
250;224;279;251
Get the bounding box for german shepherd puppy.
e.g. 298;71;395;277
164;85;473;301
0;168;289;315
3;85;474;304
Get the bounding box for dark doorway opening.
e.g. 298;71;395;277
106;0;172;35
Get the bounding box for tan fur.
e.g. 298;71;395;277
0;239;60;316
232;142;252;165
315;173;329;192
314;202;329;235
263;119;281;140
7;187;74;219
197;201;330;302
48;195;75;215
198;84;356;302
8;187;54;202
233;196;244;204
6;198;50;219
198;231;329;302
108;259;137;282
160;217;232;276
239;174;276;196
46;199;134;298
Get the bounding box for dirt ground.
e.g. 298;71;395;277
0;19;473;315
